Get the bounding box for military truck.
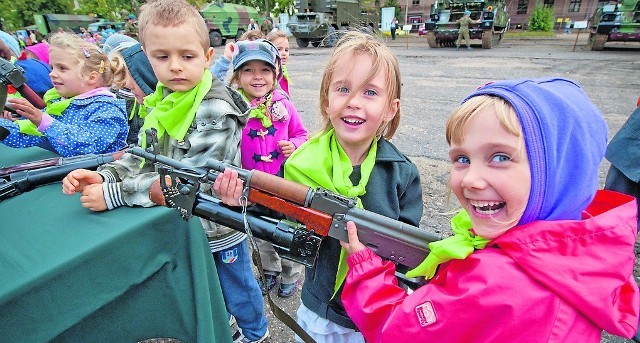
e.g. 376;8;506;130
33;14;99;35
423;0;509;49
200;2;261;47
287;0;379;48
587;0;640;51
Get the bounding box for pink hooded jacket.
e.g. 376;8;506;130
342;190;639;342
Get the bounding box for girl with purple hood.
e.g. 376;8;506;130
340;77;640;342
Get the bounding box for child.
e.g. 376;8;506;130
1;31;128;157
104;34;158;145
265;29;291;96
340;77;640;342
60;1;269;342
209;29;263;83
215;31;423;342
229;39;308;297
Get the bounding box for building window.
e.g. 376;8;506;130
568;0;581;12
412;0;419;5
543;0;555;7
517;0;529;14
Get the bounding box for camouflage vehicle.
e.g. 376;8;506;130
200;2;261;47
33;14;99;35
587;0;640;50
423;0;509;49
287;0;379;48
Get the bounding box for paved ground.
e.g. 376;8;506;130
151;33;640;342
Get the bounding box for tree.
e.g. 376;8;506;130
528;3;554;31
0;0;72;30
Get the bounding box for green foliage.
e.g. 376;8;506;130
528;3;554;31
384;0;401;19
0;0;73;30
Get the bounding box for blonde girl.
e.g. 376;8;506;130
1;31;128;157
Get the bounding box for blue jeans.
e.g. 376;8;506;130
214;240;268;340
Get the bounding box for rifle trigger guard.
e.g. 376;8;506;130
158;166;201;220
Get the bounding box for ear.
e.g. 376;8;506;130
86;71;101;85
204;47;214;65
385;98;400;122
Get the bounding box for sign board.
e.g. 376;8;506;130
381;7;395;32
573;21;588;29
402;24;412;31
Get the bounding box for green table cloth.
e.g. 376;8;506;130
0;145;232;343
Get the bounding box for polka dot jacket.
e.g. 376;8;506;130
0;93;128;157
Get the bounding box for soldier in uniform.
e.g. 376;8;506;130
124;14;139;40
456;10;480;50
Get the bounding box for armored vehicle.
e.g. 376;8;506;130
200;2;261;47
423;0;509;49
33;14;99;35
287;0;379;48
587;0;640;50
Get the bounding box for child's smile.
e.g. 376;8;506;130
449;106;531;239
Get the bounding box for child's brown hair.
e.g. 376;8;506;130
318;31;401;140
138;0;210;51
48;32;127;89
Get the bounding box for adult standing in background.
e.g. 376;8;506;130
260;18;272;37
248;18;258;31
390;17;399;40
456;10;480;50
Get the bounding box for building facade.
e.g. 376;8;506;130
401;0;607;29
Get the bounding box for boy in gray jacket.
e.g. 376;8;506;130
62;0;269;342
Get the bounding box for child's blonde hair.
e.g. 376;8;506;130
138;0;210;51
319;31;401;140
48;32;127;90
446;95;523;146
265;29;286;42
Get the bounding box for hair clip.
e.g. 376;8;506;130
82;47;91;58
99;60;105;74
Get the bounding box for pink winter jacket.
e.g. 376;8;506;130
240;90;307;175
342;190;640;342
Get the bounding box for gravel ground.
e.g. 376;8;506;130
149;33;640;343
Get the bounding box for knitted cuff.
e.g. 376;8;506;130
102;182;126;210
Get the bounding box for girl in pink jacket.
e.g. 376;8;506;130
340;77;640;342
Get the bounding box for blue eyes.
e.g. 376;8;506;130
335;87;378;96
454;154;511;164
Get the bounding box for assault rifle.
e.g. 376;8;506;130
128;145;441;270
0;151;123;202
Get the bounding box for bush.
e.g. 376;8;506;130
528;4;554;31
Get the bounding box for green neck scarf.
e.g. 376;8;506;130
17;88;73;136
282;65;291;86
285;129;377;298
239;89;273;128
141;70;212;147
129;101;149;120
405;209;490;279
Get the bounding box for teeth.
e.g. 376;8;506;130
343;118;364;124
469;200;505;215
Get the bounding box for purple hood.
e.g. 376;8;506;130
465;78;608;225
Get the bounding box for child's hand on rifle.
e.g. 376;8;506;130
213;168;245;206
62;169;103;195
340;221;367;256
7;98;43;126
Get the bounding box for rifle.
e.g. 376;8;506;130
128;145;441;270
0;151;123;202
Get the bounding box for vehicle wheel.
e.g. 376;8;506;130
426;32;438;48
588;33;607;51
324;26;338;47
311;41;321;47
296;38;309;48
235;29;245;41
209;31;223;47
481;30;493;49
